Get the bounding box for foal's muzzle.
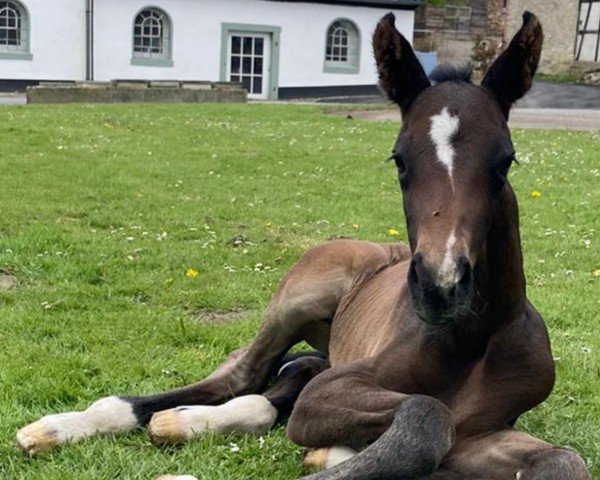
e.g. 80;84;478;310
408;253;473;324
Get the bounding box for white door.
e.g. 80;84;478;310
227;33;271;100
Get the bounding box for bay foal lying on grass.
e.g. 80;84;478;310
17;11;591;480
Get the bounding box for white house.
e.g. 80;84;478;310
0;0;421;99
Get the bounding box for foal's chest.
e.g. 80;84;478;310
328;261;412;366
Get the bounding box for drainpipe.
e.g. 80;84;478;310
85;0;94;81
502;0;508;45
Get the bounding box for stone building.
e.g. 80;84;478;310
505;0;599;75
416;0;599;77
414;0;505;66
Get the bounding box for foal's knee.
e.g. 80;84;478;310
519;448;591;480
387;395;456;473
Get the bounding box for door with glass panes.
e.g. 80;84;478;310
227;33;271;100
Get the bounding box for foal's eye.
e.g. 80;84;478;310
394;156;408;179
496;156;514;180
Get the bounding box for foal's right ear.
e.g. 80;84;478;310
373;13;431;113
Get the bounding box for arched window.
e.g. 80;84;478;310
132;7;172;66
324;19;360;74
0;0;29;55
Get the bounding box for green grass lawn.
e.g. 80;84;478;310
0;103;598;479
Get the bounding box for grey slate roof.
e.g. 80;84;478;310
265;0;423;9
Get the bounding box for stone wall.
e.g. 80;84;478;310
415;0;505;66
26;81;247;104
487;0;508;39
506;0;579;74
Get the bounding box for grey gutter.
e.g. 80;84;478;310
86;0;94;81
264;0;423;10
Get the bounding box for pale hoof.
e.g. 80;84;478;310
148;409;186;445
304;448;330;471
304;446;358;471
16;420;60;456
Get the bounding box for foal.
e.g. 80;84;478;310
17;11;591;480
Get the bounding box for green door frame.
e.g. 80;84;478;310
220;23;281;100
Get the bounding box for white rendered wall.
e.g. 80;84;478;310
0;0;86;80
94;0;414;87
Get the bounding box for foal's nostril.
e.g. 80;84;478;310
408;253;424;289
447;285;457;300
457;256;472;288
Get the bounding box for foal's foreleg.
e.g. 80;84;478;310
288;365;456;479
294;394;455;480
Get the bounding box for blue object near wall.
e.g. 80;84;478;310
415;51;437;77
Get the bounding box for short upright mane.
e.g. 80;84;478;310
429;64;473;84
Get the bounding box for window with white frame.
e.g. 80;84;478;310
132;7;172;65
324;19;360;74
0;0;29;55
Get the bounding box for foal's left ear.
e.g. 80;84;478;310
373;13;430;113
482;11;543;117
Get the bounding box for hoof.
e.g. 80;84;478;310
304;446;357;471
16;420;60;456
304;449;330;471
148;409;187;445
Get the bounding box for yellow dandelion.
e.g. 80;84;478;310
352;224;360;231
185;268;199;279
593;269;600;278
530;190;541;198
388;229;400;237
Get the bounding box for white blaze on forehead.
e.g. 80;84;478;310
438;230;458;288
429;107;460;184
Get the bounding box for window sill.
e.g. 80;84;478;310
0;51;33;61
131;57;174;67
323;63;359;74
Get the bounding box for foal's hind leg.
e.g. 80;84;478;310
148;353;328;444
442;429;590;479
17;240;396;455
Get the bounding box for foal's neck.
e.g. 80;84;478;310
483;183;526;320
435;184;526;357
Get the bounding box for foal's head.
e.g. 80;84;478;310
373;12;543;325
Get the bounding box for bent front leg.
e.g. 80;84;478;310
296;395;455;480
288;365;455;479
